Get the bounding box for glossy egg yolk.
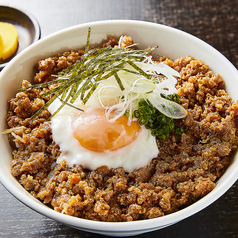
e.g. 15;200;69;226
72;108;141;152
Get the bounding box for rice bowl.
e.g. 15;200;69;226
0;20;238;236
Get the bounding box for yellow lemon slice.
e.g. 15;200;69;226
0;22;18;60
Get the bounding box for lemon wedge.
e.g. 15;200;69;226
0;22;18;60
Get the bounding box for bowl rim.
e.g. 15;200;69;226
1;19;238;232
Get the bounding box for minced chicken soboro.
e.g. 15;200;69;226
6;36;238;222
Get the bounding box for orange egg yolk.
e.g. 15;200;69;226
72;108;141;152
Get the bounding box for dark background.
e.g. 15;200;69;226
0;0;237;237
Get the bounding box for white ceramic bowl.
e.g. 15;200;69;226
0;20;238;237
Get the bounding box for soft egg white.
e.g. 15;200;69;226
48;98;159;172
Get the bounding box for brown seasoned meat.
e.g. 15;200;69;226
6;37;238;222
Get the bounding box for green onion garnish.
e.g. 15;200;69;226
19;28;187;141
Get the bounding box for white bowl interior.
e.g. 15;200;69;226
0;20;238;236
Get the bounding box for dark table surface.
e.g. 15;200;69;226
0;0;238;237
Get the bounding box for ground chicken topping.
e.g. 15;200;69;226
5;36;238;222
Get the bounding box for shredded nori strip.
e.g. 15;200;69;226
20;27;158;120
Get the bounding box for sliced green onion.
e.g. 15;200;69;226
147;93;187;119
